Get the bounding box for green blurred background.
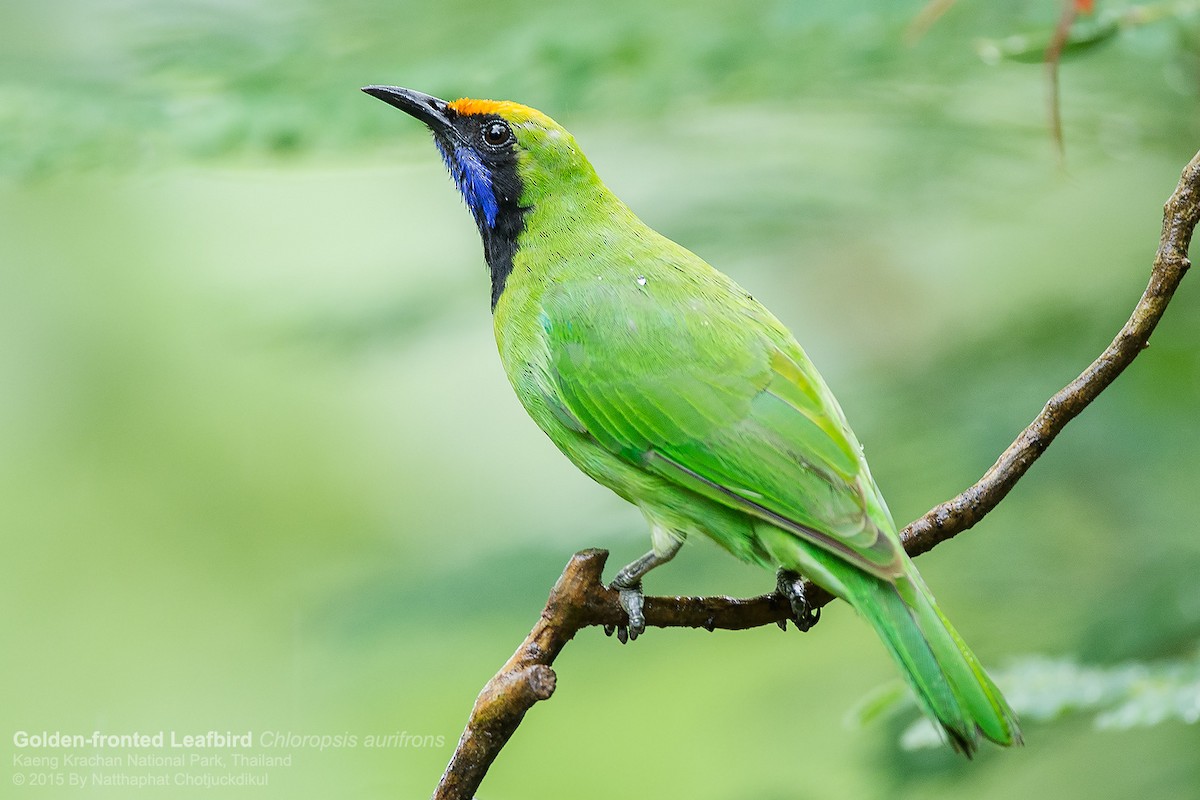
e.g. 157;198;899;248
3;1;1200;798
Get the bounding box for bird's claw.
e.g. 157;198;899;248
608;582;646;643
619;585;646;641
776;570;821;633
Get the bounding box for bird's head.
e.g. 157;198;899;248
363;85;600;307
363;85;595;230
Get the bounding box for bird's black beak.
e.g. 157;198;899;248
362;85;455;136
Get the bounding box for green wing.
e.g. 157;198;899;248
541;267;904;579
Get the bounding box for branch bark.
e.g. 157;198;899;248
431;149;1200;800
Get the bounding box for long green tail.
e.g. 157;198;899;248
849;565;1021;755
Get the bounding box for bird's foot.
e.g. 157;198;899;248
776;569;820;633
603;580;645;644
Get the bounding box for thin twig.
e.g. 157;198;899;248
1046;0;1079;166
430;149;1200;800
905;0;961;45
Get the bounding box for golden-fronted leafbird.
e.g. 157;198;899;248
363;85;1020;755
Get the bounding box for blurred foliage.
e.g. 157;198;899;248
855;649;1200;749
2;0;1200;177
975;1;1200;63
2;1;1200;799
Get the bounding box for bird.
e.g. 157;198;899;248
362;85;1020;755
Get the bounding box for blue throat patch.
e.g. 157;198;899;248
437;141;499;229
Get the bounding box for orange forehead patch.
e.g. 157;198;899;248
448;98;552;125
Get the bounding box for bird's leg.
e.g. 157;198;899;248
607;537;684;643
775;569;821;633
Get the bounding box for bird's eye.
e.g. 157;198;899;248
481;120;512;148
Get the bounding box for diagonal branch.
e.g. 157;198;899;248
430;148;1200;800
902;148;1199;555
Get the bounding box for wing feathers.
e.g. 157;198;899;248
646;451;903;579
541;276;905;578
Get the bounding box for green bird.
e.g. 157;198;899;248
363;85;1020;755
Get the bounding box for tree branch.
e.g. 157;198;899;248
430;149;1200;800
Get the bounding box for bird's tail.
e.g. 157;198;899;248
848;565;1021;755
